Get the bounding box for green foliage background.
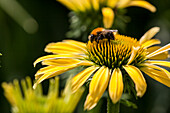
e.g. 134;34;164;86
0;0;169;113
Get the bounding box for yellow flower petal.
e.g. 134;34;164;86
72;66;99;93
63;40;86;49
117;0;131;8
107;0;119;8
146;60;170;68
92;0;99;10
142;39;161;49
127;1;156;12
57;0;78;11
139;27;160;44
33;65;79;89
146;46;168;60
84;94;97;110
45;41;87;54
81;0;91;10
147;43;170;58
70;0;86;12
127;46;140;65
42;58;81;66
123;65;147;97
84;66;110;110
35;65;56;77
109;68;123;104
142;63;170;79
42;58;93;67
102;7;114;28
33;54;83;67
141;67;170;87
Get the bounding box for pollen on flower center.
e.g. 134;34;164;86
86;34;147;69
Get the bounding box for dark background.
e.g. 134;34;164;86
0;0;169;113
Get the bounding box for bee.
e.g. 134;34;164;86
88;27;118;42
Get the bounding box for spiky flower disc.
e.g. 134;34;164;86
86;35;146;69
33;27;170;110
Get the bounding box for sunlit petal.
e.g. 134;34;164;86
141;67;170;87
146;46;168;60
139;27;160;44
127;46;140;64
117;0;131;8
84;66;110;110
123;65;147;97
33;65;79;89
109;68;123;103
63;40;86;49
146;60;170;68
33;54;83;67
72;66;99;93
70;0;86;12
57;0;78;11
127;1;156;12
102;7;114;28
45;41;87;54
147;43;170;58
142;63;170;79
142;39;161;48
42;58;82;66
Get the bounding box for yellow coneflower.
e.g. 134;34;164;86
57;0;156;28
2;76;84;113
33;27;170;110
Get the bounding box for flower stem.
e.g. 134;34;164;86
107;96;120;113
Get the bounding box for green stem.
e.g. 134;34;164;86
107;96;120;113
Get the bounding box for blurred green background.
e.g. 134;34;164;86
0;0;169;113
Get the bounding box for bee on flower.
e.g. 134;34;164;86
57;0;156;38
33;27;170;110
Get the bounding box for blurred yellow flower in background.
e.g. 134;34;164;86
33;27;170;110
58;0;156;29
2;76;84;113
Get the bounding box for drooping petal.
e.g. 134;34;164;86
127;46;140;64
141;67;170;87
45;41;87;54
142;63;170;79
72;66;99;93
33;54;83;67
33;65;79;89
102;7;114;28
146;60;170;68
84;66;110;110
142;39;161;49
146;43;170;58
123;65;147;97
35;60;93;80
139;27;160;44
126;1;156;12
109;68;123;103
146;46;168;60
